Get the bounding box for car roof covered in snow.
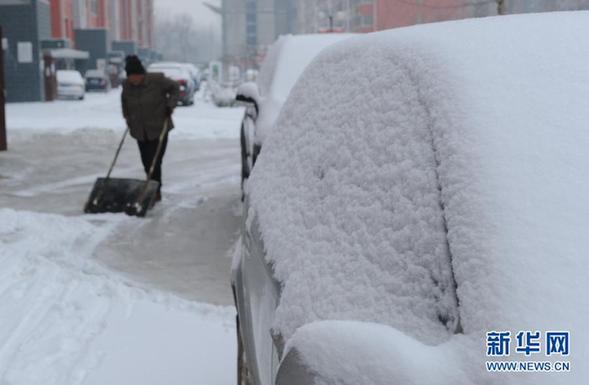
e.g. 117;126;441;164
249;11;589;384
254;33;354;144
148;66;190;81
56;70;84;83
84;69;107;78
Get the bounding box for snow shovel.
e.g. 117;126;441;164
84;119;170;217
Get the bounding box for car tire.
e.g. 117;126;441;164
236;315;252;385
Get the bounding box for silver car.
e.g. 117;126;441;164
232;12;587;385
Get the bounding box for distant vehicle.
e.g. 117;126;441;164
183;63;201;91
56;70;85;100
228;65;241;87
147;65;195;106
234;33;353;189
149;61;200;92
84;69;111;92
209;80;236;108
245;69;258;82
233;12;589;385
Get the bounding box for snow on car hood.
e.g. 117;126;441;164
250;11;589;384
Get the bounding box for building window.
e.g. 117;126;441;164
362;14;373;27
245;0;257;48
90;0;98;15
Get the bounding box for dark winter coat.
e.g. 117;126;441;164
121;73;179;141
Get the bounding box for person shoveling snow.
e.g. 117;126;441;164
84;55;179;217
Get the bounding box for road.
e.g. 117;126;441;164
1;91;242;305
0;90;243;384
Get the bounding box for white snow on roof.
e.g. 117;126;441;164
56;70;84;84
254;34;353;144
250;11;589;384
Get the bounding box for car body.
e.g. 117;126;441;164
149;61;200;92
183;63;201;91
107;50;126;88
233;12;589;385
235;33;353;189
147;65;195;106
84;69;111;92
56;70;85;100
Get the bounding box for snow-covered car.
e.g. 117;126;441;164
84;69;111;92
149;61;201;92
56;70;85;100
209;80;237;108
233;12;589;385
235;34;353;188
147;65;195;106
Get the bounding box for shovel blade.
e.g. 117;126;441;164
84;178;160;217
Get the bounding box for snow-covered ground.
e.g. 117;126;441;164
0;89;243;384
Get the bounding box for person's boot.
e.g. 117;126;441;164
155;190;162;202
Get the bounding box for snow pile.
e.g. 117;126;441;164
0;208;235;385
250;11;589;384
6;90;242;140
236;82;261;104
254;34;353;144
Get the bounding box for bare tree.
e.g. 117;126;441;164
155;13;221;64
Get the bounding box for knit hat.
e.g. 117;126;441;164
125;55;146;75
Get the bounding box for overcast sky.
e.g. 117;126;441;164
154;0;221;29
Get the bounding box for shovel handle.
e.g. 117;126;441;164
106;127;130;180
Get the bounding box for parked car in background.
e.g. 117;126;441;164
56;70;85;100
183;63;201;91
84;69;111;92
147;65;195;106
149;61;200;92
234;33;353;189
234;12;589;385
107;50;126;88
245;69;258;82
209;80;236;108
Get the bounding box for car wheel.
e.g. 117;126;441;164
236;315;252;385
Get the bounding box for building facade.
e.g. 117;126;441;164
117;0;153;48
50;0;75;43
65;0;154;48
374;0;494;30
0;0;153;101
222;0;297;69
0;0;51;102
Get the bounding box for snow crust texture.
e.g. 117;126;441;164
250;31;460;345
254;34;353;145
250;11;589;385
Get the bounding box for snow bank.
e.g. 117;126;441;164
6;89;241;140
254;34;353;144
0;208;235;385
250;11;589;384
